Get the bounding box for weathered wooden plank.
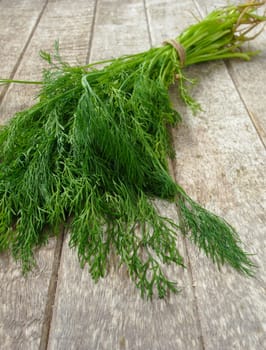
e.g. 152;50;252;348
48;220;202;349
0;0;46;79
148;1;266;348
0;0;95;123
172;61;266;350
89;0;151;61
0;1;96;349
164;1;266;347
0;0;47;98
227;34;266;145
194;1;266;145
0;239;61;350
47;1;202;349
146;0;197;41
0;2;51;349
48;225;202;349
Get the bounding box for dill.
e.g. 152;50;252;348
0;2;265;298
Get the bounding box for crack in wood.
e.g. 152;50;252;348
225;60;266;150
39;230;65;350
168;140;206;350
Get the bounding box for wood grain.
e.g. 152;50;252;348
0;0;47;99
194;1;266;146
0;0;96;349
173;2;266;348
170;34;266;350
0;2;53;349
47;1;202;349
0;0;46;78
0;0;95;123
1;0;265;349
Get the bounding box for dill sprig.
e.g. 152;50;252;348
0;2;264;298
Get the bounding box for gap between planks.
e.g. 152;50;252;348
86;0;99;64
225;60;266;150
168;151;206;350
39;229;65;350
143;0;153;50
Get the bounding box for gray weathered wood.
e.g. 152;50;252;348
0;2;53;349
0;0;96;349
0;0;46;79
172;60;266;350
194;0;266;145
47;1;202;349
227;32;266;145
0;0;95;123
0;0;47;99
48;225;202;349
0;243;56;350
164;1;266;346
173;2;266;348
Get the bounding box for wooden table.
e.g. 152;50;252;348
0;1;265;349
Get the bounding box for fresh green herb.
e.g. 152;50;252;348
0;2;265;298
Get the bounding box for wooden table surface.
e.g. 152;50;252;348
0;1;265;349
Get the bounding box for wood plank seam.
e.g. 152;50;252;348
0;0;49;106
225;60;266;150
86;0;99;64
182;238;206;350
143;0;153;49
39;229;65;350
192;0;205;19
169;145;206;350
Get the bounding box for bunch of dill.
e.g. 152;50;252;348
0;2;265;298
